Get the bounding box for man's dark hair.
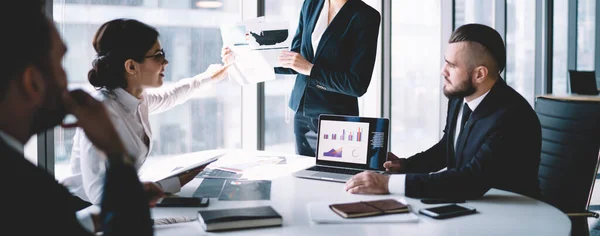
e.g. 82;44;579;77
0;1;52;101
449;24;506;74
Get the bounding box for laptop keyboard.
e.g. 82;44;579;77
307;166;363;175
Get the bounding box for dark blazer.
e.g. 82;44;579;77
402;79;542;199
0;139;151;235
275;0;381;118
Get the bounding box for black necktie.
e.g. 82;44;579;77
452;103;472;161
459;103;472;137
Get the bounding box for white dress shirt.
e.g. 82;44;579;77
0;130;96;232
63;73;213;205
453;90;490;149
387;90;491;195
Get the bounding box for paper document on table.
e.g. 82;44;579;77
210;155;287;172
221;17;291;86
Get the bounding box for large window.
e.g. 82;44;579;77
53;0;243;180
263;0;303;153
552;0;569;94
506;0;536;105
24;136;37;165
455;0;495;28
41;0;585;179
390;0;441;157
577;0;596;71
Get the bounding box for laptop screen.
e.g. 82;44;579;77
316;115;390;171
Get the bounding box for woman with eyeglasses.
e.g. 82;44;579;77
62;19;228;207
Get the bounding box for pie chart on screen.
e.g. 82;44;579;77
352;149;359;157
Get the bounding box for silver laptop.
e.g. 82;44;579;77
293;115;390;183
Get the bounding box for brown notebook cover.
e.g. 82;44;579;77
329;199;409;218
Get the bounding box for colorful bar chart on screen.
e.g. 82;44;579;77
322;129;364;142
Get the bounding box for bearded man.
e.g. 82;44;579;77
344;24;542;200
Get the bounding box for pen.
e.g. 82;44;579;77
153;216;197;225
421;199;466;204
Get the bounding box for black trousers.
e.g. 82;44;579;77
293;112;319;157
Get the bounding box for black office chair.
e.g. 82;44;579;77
536;96;600;235
569;70;600;95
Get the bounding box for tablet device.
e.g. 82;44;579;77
419;204;476;219
139;151;225;183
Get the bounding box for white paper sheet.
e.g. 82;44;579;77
221;17;291;86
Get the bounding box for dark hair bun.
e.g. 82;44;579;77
88;55;108;88
88;19;159;90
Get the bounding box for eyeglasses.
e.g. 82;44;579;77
144;49;166;62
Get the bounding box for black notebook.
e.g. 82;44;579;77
197;206;282;232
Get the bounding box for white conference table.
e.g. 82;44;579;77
151;149;570;236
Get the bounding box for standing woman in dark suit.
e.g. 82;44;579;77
223;0;381;156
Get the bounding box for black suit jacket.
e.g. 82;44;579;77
403;79;542;199
275;0;381;118
0;139;151;235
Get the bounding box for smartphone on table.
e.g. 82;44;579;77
156;197;209;207
419;203;476;219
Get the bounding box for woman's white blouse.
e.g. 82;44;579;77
311;0;329;56
63;74;212;205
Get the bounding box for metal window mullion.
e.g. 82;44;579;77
257;0;265;151
545;0;554;94
495;0;507;79
567;0;577;93
39;0;55;174
534;0;547;98
382;0;391;146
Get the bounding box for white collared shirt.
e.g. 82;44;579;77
387;90;492;195
311;0;330;56
63;73;213;205
0;130;96;232
453;90;490;150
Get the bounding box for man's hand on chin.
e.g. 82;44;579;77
345;171;390;195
